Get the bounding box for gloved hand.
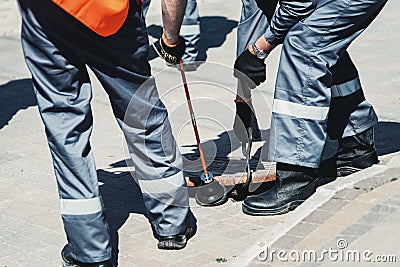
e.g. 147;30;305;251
233;100;261;143
255;0;279;22
234;49;266;89
159;34;186;65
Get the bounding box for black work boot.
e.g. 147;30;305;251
157;212;197;250
61;245;114;267
337;127;379;177
242;163;318;216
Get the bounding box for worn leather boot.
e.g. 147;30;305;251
242;163;318;216
157;226;196;250
157;212;197;250
61;245;114;267
337;127;379;177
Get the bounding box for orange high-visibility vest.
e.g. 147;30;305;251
52;0;131;37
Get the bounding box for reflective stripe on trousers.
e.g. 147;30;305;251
268;0;386;168
19;0;190;262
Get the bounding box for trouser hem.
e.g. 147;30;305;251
268;156;319;169
71;252;112;263
342;119;378;138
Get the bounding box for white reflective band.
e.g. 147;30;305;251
273;99;329;120
138;172;184;194
331;77;361;97
180;24;200;36
60;197;102;215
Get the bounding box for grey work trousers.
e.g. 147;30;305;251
268;0;386;168
18;0;190;262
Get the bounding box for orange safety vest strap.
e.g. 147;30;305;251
52;0;130;37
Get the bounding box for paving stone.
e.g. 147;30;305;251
382;197;400;207
169;260;206;267
357;212;386;225
24;210;63;231
334;188;363;201
185;252;223;265
303;209;334;225
353;174;397;192
325;235;359;250
0;241;18;258
294;224;343;251
370;203;398;214
381;168;400;180
248;260;273;267
356;188;389;204
3;251;53;266
204;210;237;222
286;222;319;238
318;198;349;213
0;257;25;267
340;223;373;237
298;261;322;267
272;234;304;250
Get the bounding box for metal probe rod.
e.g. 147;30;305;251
178;60;209;177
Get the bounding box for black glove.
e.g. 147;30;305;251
159;35;186;65
234;49;266;89
256;0;279;22
233;100;261;143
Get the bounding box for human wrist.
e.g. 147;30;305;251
255;36;275;53
161;33;179;47
248;43;269;60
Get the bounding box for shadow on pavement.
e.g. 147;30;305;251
182;129;270;178
0;78;36;129
110;128;270;179
147;16;237;62
375;121;400;156
97;169;147;267
322;121;400;158
99;122;400;265
108;121;400;180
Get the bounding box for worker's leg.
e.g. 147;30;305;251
244;0;388;216
234;0;278;142
328;52;379;174
236;0;277;57
180;0;200;63
18;0;111;262
78;2;191;237
328;52;378;139
268;0;387;168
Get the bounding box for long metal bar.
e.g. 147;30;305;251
178;60;209;176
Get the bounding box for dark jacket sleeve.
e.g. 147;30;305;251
264;0;315;45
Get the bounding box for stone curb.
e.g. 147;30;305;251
230;152;400;266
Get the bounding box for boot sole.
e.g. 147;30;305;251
195;192;228;207
337;150;379;177
337;166;363;177
158;238;187;250
157;225;197;250
242;200;305;216
62;261;81;267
